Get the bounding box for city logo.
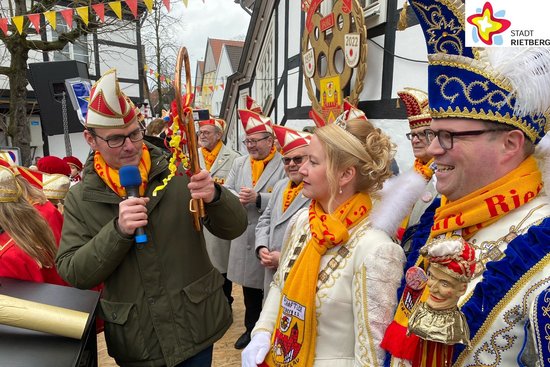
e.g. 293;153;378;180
466;1;511;46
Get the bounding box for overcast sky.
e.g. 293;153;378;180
170;0;251;78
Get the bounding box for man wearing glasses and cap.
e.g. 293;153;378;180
224;98;285;350
255;125;311;298
56;69;247;367
197;117;241;308
382;0;550;365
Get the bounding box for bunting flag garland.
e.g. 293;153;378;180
44;10;56;30
143;0;154;12
92;3;105;22
60;8;73;29
0;1;192;36
11;16;24;35
109;1;122;19
27;13;41;32
76;6;89;26
125;0;138;18
0;18;7;35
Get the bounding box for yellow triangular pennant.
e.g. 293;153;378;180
143;0;154;12
109;1;122;19
182;0;189;7
44;11;56;30
12;16;24;34
76;7;89;26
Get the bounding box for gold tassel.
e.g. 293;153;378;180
397;0;409;31
396;98;401;108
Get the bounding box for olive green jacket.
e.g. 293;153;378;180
56;144;247;367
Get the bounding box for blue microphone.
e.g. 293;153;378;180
119;165;148;244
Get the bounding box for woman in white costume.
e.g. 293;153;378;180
242;114;410;367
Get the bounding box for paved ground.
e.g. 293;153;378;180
98;285;245;366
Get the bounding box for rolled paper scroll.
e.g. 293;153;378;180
0;294;89;339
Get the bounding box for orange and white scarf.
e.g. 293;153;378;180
413;158;434;181
251;146;277;187
201;140;222;171
94;144;152;197
281;181;304;212
263;193;372;367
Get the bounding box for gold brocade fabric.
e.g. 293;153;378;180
201;140;222;171
251;146;277;187
408;302;470;345
94;144;151;197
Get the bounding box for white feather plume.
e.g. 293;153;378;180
369;169;428;236
425;238;462;258
534;132;550;185
485;47;550;116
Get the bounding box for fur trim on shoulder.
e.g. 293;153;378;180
369;170;428;236
534;133;550;185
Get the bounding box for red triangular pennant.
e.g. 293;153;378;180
27;13;41;33
221;83;224;90
60;8;73;29
0;18;7;35
92;3;105;22
125;0;138;18
162;0;171;12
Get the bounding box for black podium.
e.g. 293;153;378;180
0;277;100;367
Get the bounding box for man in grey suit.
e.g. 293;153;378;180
224;105;286;349
198;117;241;307
255;125;311;298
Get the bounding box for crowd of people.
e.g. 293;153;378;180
1;0;549;366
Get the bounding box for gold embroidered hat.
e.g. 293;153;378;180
238;109;274;135
397;88;431;130
409;0;550;143
199;118;226;132
0;166;21;203
86;69;138;129
272;125;311;155
42;173;70;200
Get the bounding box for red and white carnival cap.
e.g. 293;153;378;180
86;69;138;128
238;109;273;135
246;96;263;114
272;125;311;155
0;156;43;189
199;118;226;132
42;173;70;200
397;88;431;130
421;236;476;282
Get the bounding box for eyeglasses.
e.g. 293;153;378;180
91;128;145;148
406;131;429;142
242;136;270;146
425;129;504;151
282;156;306;165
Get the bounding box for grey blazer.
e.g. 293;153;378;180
255;177;311;294
224;153;286;289
199;143;241;273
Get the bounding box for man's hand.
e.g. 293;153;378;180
239;186;257;205
118;197;150;236
188;169;216;203
259;249;281;270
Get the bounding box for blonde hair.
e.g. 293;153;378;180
16;175;48;206
315;119;395;210
0;181;57;268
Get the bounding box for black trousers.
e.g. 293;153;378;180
221;273;233;307
242;286;263;332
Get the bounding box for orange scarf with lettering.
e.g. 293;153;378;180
430;155;542;241
263;193;372;367
94;144;151;197
282;181;304;212
413;158;434;181
251;145;277;187
201;140;222;171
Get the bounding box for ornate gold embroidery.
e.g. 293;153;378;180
454;258;550;366
0;238;13;251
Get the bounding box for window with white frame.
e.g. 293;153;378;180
256;20;275;111
52;12;89;64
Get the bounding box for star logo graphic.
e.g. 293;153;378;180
467;2;511;45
